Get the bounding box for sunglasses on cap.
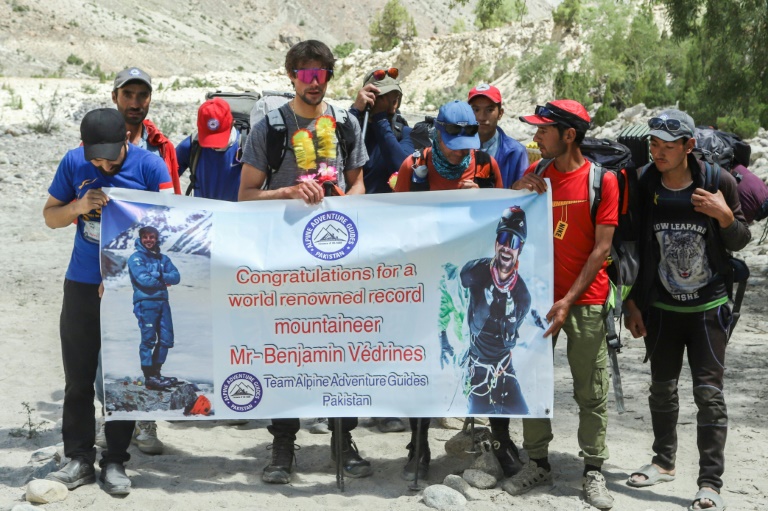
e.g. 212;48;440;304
535;104;589;130
497;231;523;250
647;117;692;134
371;67;399;81
435;119;479;137
293;68;333;84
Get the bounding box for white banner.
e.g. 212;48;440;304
100;187;554;421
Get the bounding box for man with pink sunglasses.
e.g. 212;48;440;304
238;40;371;485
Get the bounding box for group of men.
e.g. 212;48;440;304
43;39;749;511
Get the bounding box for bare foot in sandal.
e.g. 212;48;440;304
691;487;721;509
628;463;675;486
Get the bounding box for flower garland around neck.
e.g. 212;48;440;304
292;114;338;184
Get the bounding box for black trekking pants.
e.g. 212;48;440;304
60;279;135;466
643;305;731;490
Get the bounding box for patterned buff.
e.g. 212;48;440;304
431;131;472;180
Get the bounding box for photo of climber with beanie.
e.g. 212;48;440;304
459;205;531;416
128;225;181;390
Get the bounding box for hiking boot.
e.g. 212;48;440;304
402;440;430;481
492;434;523;478
100;462;131;495
45;457;95;490
262;435;296;484
583;471;614;509
330;432;373;478
501;460;553;495
95;416;107;449
152;363;179;385
145;375;173;391
132;421;164;454
308;418;330;434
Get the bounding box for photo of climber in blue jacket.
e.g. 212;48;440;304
128;225;181;391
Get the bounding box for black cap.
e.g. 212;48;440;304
80;108;126;161
496;206;527;241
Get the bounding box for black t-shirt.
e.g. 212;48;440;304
651;182;726;308
460;258;531;363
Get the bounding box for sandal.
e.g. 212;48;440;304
688;488;726;510
626;463;675;487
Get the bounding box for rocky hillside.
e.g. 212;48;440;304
0;0;557;77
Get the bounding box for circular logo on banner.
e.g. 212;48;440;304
303;211;358;260
221;372;263;412
207;118;220;130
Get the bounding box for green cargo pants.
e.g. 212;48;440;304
522;304;610;467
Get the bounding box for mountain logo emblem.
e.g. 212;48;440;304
303;211;358;261
221;372;263;413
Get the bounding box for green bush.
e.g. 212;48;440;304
369;0;417;52
475;0;513;30
333;42;357;58
66;54;83;66
552;0;580;31
716;116;759;139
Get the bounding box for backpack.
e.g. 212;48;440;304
186;90;261;196
534;139;641;314
391;113;410;142
617;123;651;169
695;126;751;169
409;116;436;151
263;104;358;189
407;148;497;191
249;90;294;128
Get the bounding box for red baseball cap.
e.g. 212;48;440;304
519;99;591;131
468;84;502;105
197;98;233;148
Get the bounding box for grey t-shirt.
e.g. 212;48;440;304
241;103;368;191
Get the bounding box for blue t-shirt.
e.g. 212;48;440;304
48;145;171;284
176;135;242;202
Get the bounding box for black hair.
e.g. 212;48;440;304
285;40;335;77
556;123;586;145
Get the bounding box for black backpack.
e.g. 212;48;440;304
409;116;436;151
264;104;357;188
534;140;640;314
186;90;261;196
695;126;751;169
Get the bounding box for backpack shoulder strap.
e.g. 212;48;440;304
265;108;288;187
703;160;721;193
330;105;356;164
185;133;201;196
534;158;552;176
588;162;607;224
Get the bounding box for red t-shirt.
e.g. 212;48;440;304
524;159;619;304
394;149;503;191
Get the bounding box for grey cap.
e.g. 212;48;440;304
362;69;402;96
113;67;152;91
648;109;695;142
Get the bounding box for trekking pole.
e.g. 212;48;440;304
334;418;345;491
360;104;371;140
463;417;480;454
408;418;425;491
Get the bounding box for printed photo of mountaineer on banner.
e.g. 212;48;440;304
99;187;554;421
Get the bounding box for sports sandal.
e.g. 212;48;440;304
626;463;675;487
688;488;726;510
501;460;553;495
